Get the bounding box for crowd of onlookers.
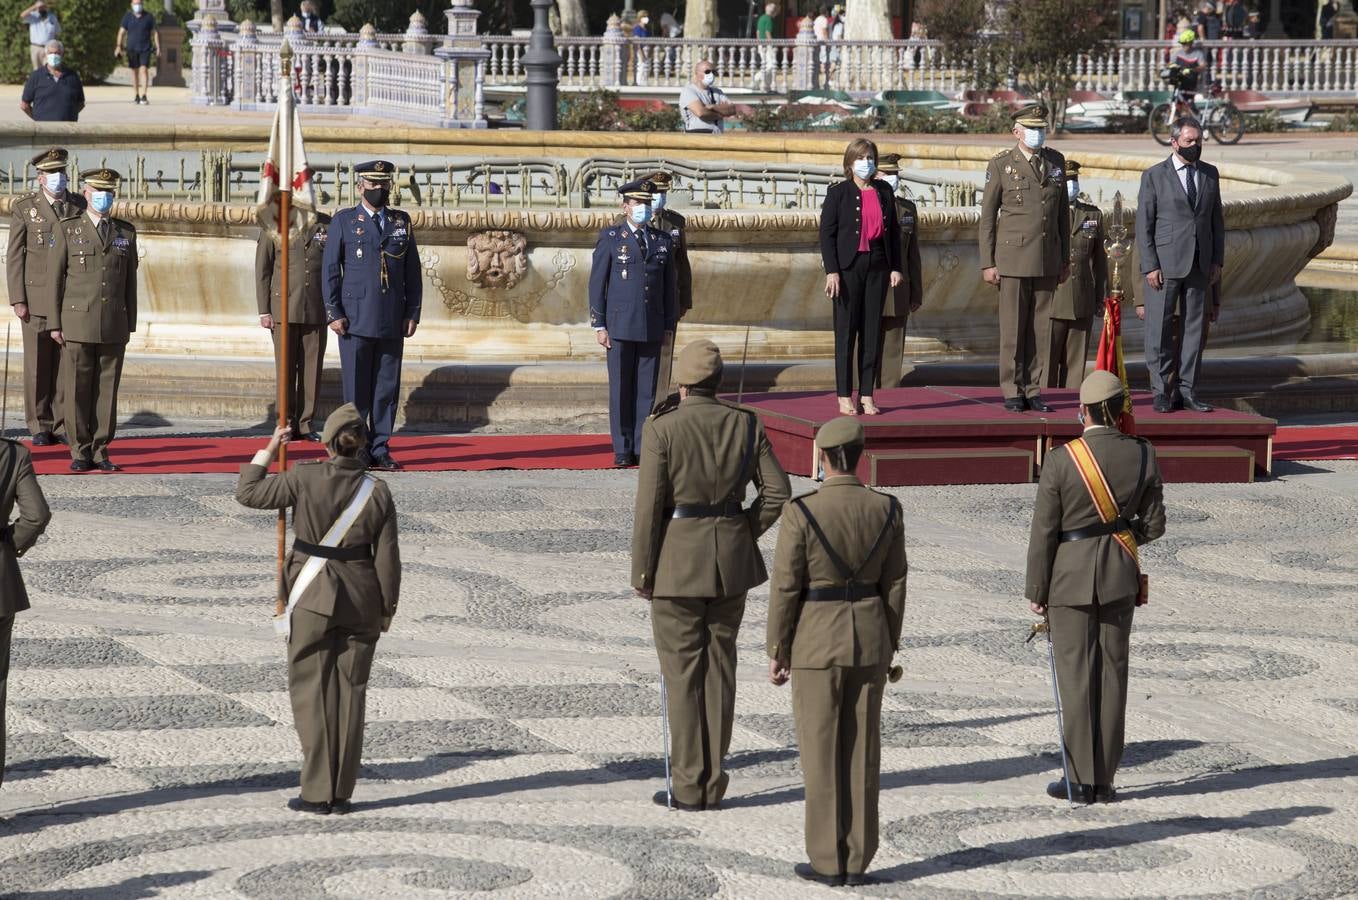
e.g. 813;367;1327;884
1166;0;1352;41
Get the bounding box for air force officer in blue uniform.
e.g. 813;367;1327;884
589;179;678;467
322;160;421;470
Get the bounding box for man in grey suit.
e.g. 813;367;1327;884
1135;116;1224;413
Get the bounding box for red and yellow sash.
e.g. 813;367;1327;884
1065;438;1138;564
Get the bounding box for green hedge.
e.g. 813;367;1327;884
559;90;682;133
1;0;125;85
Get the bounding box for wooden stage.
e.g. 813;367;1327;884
732;387;1277;486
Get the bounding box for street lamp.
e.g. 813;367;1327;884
523;0;563;130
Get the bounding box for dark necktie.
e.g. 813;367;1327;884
637;227;648;258
1031;153;1044;181
375;211;385;236
1185;165;1197;209
97;219;110;244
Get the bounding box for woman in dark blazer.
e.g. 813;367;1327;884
820;138;903;415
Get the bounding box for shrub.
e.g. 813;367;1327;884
962;103;1018;134
0;0;125;85
1244;108;1289;133
742;102;817;132
622;104;681;133
560;89;623;131
1323;112;1358;133
879;104;967;134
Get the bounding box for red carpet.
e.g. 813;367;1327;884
1273;426;1358;462
27;434;616;476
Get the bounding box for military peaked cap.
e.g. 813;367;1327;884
619;178;654;202
355;160;396;182
31;147;70;172
876;153;902;175
1011;103;1049;128
646;171;674;190
1064;159;1082;177
79;167;122;190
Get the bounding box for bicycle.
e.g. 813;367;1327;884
1149;66;1246;146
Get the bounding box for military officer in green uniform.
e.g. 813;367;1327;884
0;435;52;791
874;153;924;389
1025;371;1166;804
979;103;1070;412
1044;160;1107;390
766;416;907;887
236;403;401;815
646;171;693;393
256;211;333;441
50;168;136;472
631;339;790;810
6;147;84;445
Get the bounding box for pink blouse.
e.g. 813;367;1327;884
857;185;883;252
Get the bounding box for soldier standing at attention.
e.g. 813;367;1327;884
257;210;332;442
236;404;400;815
1025;371;1165;804
1044;160;1107;390
322;161;421;471
632;339;789;810
589;179;677;468
645;171;692;393
873;153;923;389
7;147;84;446
50;168;136;473
767;417;907;887
978;103;1070;412
0;435;52;792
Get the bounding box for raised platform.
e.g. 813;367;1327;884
733;387;1278;486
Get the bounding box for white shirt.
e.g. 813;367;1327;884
1171;154;1197;199
678;82;728;133
25;10;60;45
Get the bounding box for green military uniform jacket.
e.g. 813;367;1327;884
236;457;400;629
6;191;85;318
884;196;924;317
978;145;1071;278
653;208;693;316
50;213;138;344
255;214;332;324
766;476;908;668
1025;426;1166;608
631;394;791;596
1052;199;1108;321
0;440;52;617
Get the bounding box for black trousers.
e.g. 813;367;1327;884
834;243;888;398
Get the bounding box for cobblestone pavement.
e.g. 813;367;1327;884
2;461;1357;898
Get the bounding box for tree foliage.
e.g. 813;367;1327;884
1003;0;1116;127
0;0;125;85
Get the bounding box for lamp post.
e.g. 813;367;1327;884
523;0;562;131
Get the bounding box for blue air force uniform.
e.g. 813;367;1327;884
589;179;678;463
321;161;421;464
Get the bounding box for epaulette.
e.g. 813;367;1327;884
650;391;681;418
992;149;1010;160
16;191;37;204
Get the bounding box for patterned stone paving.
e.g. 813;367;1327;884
2;461;1358;898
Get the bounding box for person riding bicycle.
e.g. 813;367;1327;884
1168;29;1211;105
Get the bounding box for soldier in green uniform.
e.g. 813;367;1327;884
631;339;790;810
978;103;1071;412
646;171;693;393
1025;371;1166;804
874;153;924;389
256;211;332;441
50;168;136;472
236;403;401;815
1044;160;1107;390
767;416;907;887
0;436;51;791
6;147;84;445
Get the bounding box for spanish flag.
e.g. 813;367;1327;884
1095;297;1136;434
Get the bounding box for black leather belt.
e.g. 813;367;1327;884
1060;519;1131;542
293;539;371;561
671;501;745;519
805;582;879;602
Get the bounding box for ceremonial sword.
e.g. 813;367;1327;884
1029;619;1077;808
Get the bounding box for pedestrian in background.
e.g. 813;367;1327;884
18;1;59;72
19;40;82;123
114;0;159;105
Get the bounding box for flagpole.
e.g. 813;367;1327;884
275;39;294;619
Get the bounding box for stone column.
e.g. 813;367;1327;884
1263;0;1285;37
523;0;562;130
232;18;259;108
600;14;627;88
153;4;188;87
792;16;817;91
190;14;228;105
436;1;491;128
403;11;436;54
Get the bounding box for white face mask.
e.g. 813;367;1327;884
43;172;67;194
651;193;667;211
1067;180;1079;201
132;3;143;12
702;71;715;87
46;53;62;68
852;159;876;179
1022;127;1046;149
881;174;899;190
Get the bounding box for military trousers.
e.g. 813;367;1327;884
651;592;746;808
0;614;12;790
606;339;660;458
1049;598;1135;787
792;663;886;876
338;333;403;456
656;329;678;397
998;275;1056;400
834;244;888;399
1143;265;1208;400
61;341;125;463
272;323;328;435
21;314;63;438
288;604;380;804
876;314;907;390
1045;316;1093;390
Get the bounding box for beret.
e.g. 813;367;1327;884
815;416;864;450
674;339;722;386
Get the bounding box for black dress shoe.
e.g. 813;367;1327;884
331;798;353;815
31;432;55;446
286;796;331;815
1003;397;1028;412
652;789;703;811
1180;394;1214;413
1152;395;1173;413
369;453;401;471
1046;778;1095;804
301;431;323;442
53;432;68;444
96;460;122;472
1027;395;1054;413
69;458;94;472
794;863;846;887
1093;784;1117;803
627;454;640;468
613;454;632;468
845;873;879;886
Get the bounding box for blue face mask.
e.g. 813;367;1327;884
43;172;67;194
852;159;876;179
1067;180;1079;201
651;193;666;212
630;203;652;225
46;54;62;69
1022;127;1047;149
90;191;114;214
